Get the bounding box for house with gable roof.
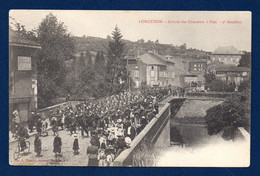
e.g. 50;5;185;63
9;29;41;123
210;46;242;66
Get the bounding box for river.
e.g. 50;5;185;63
156;98;250;167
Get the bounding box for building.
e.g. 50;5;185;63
126;51;177;88
210;46;242;66
207;61;228;73
215;66;250;85
9;29;41;123
138;52;168;87
145;52;176;86
125;56;141;88
188;59;207;73
180;59;207;87
165;56;186;86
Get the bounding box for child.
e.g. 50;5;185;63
73;134;79;155
98;149;106;166
106;147;115;167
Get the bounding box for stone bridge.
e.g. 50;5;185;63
113;96;186;166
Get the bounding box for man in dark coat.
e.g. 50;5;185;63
53;134;62;157
126;123;136;141
28;112;36;133
73;134;79;155
87;138;99;166
51;117;58;136
34;135;42;157
115;136;129;157
18;125;29;151
36;118;42;136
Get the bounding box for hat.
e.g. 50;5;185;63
117;119;122;123
125;137;131;144
73;134;78;138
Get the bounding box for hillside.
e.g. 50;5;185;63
73;36;210;60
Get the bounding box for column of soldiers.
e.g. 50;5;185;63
13;87;172;166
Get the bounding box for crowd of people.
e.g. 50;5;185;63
11;87;174;166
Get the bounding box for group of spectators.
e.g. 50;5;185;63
11;87;174;166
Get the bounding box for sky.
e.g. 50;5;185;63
9;10;251;52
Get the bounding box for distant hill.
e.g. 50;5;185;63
73;36;210;60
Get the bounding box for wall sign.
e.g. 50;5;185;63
18;56;31;70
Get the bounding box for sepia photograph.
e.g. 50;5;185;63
9;10;251;167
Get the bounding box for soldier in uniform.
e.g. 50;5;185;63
34;134;42;157
53;133;62;157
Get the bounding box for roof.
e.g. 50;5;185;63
182;74;197;77
168;57;186;73
150;52;175;64
139;53;166;66
212;46;242;55
207;61;228;70
9;29;41;48
188;59;208;63
215;66;251;72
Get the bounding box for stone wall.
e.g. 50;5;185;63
113;103;171;166
37;101;83;119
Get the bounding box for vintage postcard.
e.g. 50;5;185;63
9;10;251;167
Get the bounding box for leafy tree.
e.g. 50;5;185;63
85;50;93;69
238;51;251;68
204;71;216;88
209;79;235;92
36;13;75;107
106;26;126;94
94;51;106;72
205;90;250;140
238;79;251;92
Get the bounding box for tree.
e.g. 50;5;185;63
94;51;105;72
36;13;75;107
209;79;235;92
106;26;126;94
238;79;251;92
205;90;250;140
204;72;216;86
85;50;93;69
238;51;251;68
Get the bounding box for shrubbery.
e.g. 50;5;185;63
209;79;236;92
205;89;250;140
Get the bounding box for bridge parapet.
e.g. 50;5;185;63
113;102;171;166
37;101;83;119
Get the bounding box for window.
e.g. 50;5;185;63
159;71;165;77
18;56;31;71
151;70;155;77
9;71;14;93
198;64;203;71
134;70;139;77
135;81;140;88
194;64;197;71
172;72;175;78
